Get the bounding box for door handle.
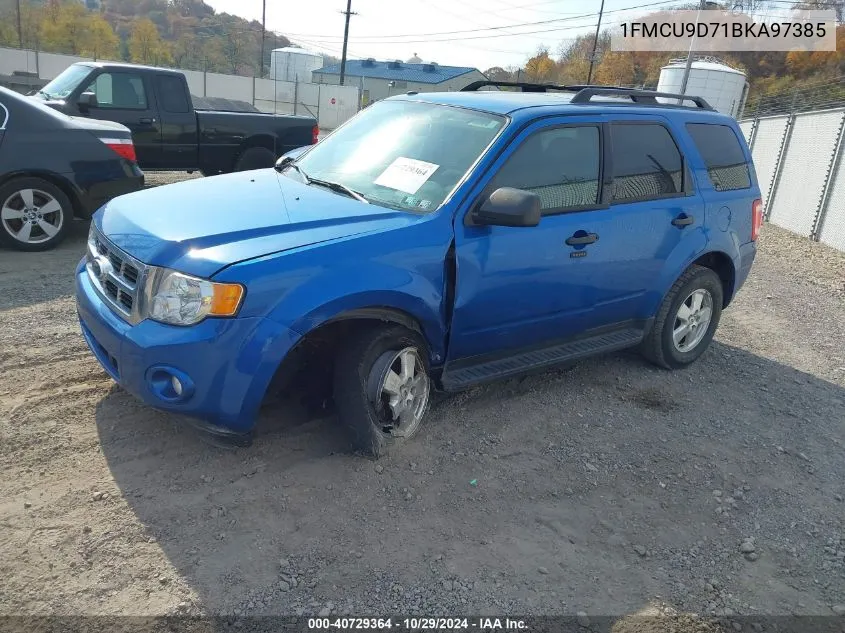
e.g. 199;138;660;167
139;117;156;125
672;213;694;227
565;232;599;246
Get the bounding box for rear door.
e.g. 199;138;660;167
152;74;199;170
592;115;706;326
79;70;163;167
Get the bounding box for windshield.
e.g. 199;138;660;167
38;64;92;100
291;100;506;213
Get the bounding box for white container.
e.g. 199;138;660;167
657;58;748;118
269;47;324;83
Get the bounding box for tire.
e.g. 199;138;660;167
333;325;431;459
0;177;73;252
640;264;723;370
234;147;276;172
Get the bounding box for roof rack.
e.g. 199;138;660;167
460;80;714;111
570;87;713;110
461;80;576;93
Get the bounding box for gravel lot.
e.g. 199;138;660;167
1;172;844;629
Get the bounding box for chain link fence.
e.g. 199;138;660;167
740;108;845;253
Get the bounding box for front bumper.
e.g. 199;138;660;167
75;260;300;434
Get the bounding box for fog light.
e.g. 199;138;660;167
171;375;183;396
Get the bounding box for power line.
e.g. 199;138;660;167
282;0;680;41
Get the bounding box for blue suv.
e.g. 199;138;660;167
75;83;762;457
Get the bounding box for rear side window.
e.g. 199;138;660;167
156;75;191;113
686;123;751;191
610;123;683;202
490;125;601;212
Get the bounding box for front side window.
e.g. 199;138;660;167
686;123;751;191
610;123;683;202
290;100;506;213
84;72;148;110
490;125;601;212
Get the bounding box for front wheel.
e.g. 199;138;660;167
641;265;723;369
334;325;431;458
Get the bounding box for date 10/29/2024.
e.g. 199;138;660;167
308;618;529;631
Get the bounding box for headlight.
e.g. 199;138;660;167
144;267;245;326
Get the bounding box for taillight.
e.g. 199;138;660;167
311;125;319;145
101;137;137;162
751;198;763;241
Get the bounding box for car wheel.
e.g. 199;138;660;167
0;178;73;252
234;147;276;172
640;264;723;369
334;325;431;458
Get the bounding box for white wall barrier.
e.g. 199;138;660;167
743;108;845;253
0;45;359;130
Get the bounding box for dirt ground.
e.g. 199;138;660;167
1;172;844;628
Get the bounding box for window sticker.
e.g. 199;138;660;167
374;157;440;194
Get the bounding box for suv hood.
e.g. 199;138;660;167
96;169;421;278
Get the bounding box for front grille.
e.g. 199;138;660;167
86;227;148;323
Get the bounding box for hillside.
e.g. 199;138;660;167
0;0;338;76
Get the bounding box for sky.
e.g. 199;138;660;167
201;0;692;71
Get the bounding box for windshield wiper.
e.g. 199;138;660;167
37;89;53;100
307;177;370;204
275;156;368;204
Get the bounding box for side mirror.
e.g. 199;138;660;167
77;91;98;111
471;187;541;227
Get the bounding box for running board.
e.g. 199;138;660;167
440;327;645;391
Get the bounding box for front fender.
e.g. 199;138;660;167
268;263;447;364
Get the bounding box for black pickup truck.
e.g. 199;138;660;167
33;62;318;175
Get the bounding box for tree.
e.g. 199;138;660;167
81;14;120;60
595;52;636;86
221;30;245;74
40;1;89;54
524;47;556;82
483;66;514;82
128;18;171;65
172;33;197;68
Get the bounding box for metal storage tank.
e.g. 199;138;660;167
270;47;324;83
657;57;749;118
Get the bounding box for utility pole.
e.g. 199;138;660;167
679;0;710;101
16;0;23;49
259;0;266;78
339;0;357;86
586;0;605;84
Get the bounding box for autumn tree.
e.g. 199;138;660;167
595;52;636;86
524;47;556;82
128;18;171;65
81;14;120;60
40;1;90;54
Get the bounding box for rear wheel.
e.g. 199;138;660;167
234;147;276;172
0;177;72;252
333;325;431;458
641;265;723;369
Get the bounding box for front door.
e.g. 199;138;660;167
78;70;163;167
448;117;610;361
